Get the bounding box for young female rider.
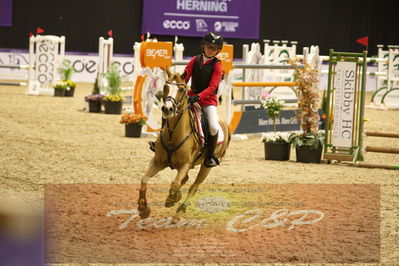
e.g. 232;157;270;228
184;32;224;168
150;32;223;168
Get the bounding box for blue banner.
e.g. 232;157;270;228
141;0;260;39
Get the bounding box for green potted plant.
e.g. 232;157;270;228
57;59;76;97
120;113;148;138
288;59;324;163
102;63;124;114
261;93;290;161
84;76;104;113
53;81;68;97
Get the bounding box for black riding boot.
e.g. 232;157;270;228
149;118;166;152
204;132;219;168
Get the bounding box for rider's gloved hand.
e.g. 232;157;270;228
188;95;200;104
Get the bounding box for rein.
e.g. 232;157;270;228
160;79;196;169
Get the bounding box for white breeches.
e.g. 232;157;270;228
202;105;219;136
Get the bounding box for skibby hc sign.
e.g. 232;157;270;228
141;0;260;39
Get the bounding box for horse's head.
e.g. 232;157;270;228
162;66;188;119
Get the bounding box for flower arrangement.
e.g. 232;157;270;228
103;94;124;102
66;80;77;89
120;113;148;126
261;131;290;143
261;92;285;134
85;93;104;102
288;58;324;149
53;81;68;90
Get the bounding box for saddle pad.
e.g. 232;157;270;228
192;105;224;145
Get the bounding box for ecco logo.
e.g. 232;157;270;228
163;20;190;30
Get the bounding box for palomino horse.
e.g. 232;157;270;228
138;67;231;223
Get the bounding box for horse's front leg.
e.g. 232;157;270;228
165;163;190;207
172;164;211;223
138;158;165;218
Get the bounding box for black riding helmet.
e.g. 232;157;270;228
201;32;223;56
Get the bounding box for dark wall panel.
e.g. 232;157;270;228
0;0;398;58
0;0;142;54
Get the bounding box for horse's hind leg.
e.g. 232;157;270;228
138;158;165;218
172;164;211;223
165;163;190;207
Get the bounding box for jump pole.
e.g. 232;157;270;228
341;129;399;169
0;82;27;86
364;130;399;154
226;61;303;133
0;64;30;70
0;64;30;86
365;146;399;154
232;81;298;87
347;162;399;170
232;99;297;105
365;130;399;138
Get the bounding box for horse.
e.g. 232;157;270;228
137;66;231;223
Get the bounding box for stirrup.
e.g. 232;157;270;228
204;156;219;168
148;141;156;152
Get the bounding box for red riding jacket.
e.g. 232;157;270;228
184;55;223;106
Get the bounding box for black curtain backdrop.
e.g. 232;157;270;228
0;0;398;58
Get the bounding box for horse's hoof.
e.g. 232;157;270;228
138;206;151;219
171;216;180;224
164;190;182;207
164;198;175;208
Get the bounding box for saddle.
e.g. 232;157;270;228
188;104;224;147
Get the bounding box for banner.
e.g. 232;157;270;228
141;0;260;39
332;61;357;148
0;50;135;82
0;0;13;27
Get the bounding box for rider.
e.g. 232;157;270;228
184;32;224;168
149;32;223;168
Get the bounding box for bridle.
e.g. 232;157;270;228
164;80;189;114
160;78;199;169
